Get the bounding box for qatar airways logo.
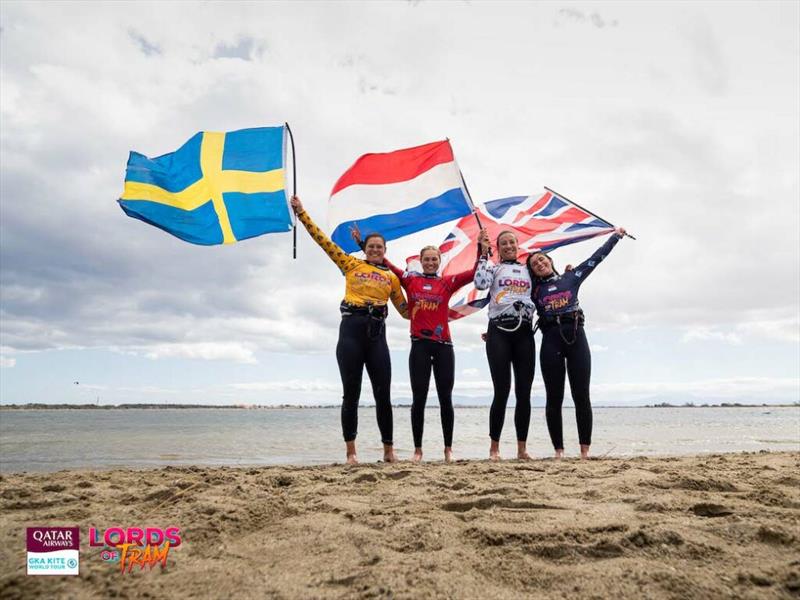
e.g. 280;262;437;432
27;527;79;575
90;526;182;574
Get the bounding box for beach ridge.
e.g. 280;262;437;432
1;451;798;598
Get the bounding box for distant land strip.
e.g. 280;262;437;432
0;402;797;410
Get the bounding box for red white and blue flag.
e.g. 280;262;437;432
328;140;473;253
434;190;616;320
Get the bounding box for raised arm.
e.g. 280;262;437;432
291;196;360;274
473;228;495;290
572;228;625;281
447;258;480;292
382;257;406;281
450;232;487;291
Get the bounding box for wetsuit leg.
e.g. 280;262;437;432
364;327;393;445
510;324;535;442
431;342;455;447
486;323;513;442
336;316;367;442
565;326;592;446
540;327;567;450
409;340;433;448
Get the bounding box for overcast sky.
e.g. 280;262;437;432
1;1;798;407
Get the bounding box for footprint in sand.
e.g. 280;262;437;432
691;503;733;518
42;484;66;493
441;496;563;512
385;470;413;481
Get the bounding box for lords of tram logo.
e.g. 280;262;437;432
90;526;182;574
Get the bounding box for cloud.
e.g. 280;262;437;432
142;342;258;364
682;16;729;95
682;327;743;346
128;30;161;56
54;375;799;407
230;380;340;392
556;8;618;28
593;377;800;403
681;313;800;346
213;37;257;61
0;2;797;377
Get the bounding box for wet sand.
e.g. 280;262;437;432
1;452;798;599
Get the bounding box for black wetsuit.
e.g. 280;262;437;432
485;321;535;442
337;309;393;445
532;233;621;449
409;339;455;448
474;258;537;443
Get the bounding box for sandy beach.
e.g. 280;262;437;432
1;451;798;599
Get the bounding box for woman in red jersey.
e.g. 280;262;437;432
354;227;488;462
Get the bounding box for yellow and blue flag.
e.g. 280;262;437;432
119;126;293;245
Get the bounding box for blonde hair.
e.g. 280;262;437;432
419;245;441;259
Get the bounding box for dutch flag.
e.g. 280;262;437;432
329;140;474;253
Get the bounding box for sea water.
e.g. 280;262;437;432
0;406;797;473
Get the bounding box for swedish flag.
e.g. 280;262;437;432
119;126;292;245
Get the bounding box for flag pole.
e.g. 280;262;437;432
459;170;493;257
285;122;298;258
448;138;492;256
544;186;636;240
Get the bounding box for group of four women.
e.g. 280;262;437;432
290;196;625;464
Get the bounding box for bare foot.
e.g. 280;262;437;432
489;440;501;461
444;447;453;463
383;444;398;463
412;448;423;463
554;449;564;460
580;444;590;459
345;441;358;465
517;441;531;460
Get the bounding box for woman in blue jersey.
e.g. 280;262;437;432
474;229;536;461
527;228;626;459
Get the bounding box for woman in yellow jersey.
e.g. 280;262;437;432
291;196;408;464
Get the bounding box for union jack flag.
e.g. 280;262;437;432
425;190;615;320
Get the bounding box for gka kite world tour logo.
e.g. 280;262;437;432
90;526;182;574
27;527;80;575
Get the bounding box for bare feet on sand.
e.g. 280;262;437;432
489;440;501;461
444;447;453;464
517;441;531;460
580;444;590;459
554;449;564;460
412;449;423;463
383;444;398;463
345;441;359;465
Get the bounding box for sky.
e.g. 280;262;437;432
1;1;798;407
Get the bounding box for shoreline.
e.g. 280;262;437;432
2;403;798;410
2;447;799;476
1;452;799;598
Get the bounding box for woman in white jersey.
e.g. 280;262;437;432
474;229;536;460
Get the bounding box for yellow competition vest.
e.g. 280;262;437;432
297;211;408;316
